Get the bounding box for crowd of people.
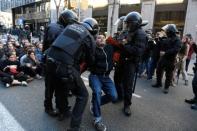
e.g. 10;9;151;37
0;35;43;87
0;9;197;131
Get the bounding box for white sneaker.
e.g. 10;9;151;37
5;83;10;88
36;74;42;79
94;120;107;131
21;81;28;86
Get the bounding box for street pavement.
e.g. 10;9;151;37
0;70;197;131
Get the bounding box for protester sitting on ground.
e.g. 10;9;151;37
20;49;42;79
0;69;24;87
0;52;28;86
34;41;43;62
0;41;6;60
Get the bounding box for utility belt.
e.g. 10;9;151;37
47;56;74;82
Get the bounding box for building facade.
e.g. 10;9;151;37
93;0;197;41
1;0;197;41
12;0;50;34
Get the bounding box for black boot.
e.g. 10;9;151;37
123;106;131;116
45;108;58;117
152;83;162;88
57;106;72;121
185;98;197;104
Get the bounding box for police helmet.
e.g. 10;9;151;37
124;11;142;32
59;10;78;27
161;24;178;37
82;18;99;36
115;16;126;32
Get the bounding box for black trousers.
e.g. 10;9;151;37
56;64;89;128
69;67;89;128
185;58;190;72
0;72;13;84
44;60;69;113
156;60;175;89
22;66;42;77
114;63;124;100
193;72;197;100
122;61;137;107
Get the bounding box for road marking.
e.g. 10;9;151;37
82;76;142;98
133;93;142;98
0;102;25;131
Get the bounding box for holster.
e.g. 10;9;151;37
55;63;74;83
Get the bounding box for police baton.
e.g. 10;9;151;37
132;65;139;93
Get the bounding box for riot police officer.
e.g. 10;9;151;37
152;24;181;94
47;18;98;131
43;10;78;119
121;12;147;116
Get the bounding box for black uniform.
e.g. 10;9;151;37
43;23;64;52
156;35;181;89
47;23;95;129
43;23;64;113
122;28;147;107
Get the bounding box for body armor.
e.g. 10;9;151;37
48;23;95;65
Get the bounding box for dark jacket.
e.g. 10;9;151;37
151;36;167;61
91;44;114;75
121;28;147;63
161;36;181;62
0;60;22;75
43;23;64;52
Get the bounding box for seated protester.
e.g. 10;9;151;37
0;69;23;87
0;42;6;60
34;42;43;62
19;45;35;63
21;50;42;79
89;35;118;131
5;42;20;57
0;52;28;86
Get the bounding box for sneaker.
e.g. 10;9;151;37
35;74;42;79
185;80;188;86
5;83;10;88
163;88;169;94
171;82;176;87
27;77;34;82
21;81;28;86
123;106;131;116
94;121;107;131
45;108;58;117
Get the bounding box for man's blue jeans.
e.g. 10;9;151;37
89;73;117;121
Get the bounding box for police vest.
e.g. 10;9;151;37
52;23;90;57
